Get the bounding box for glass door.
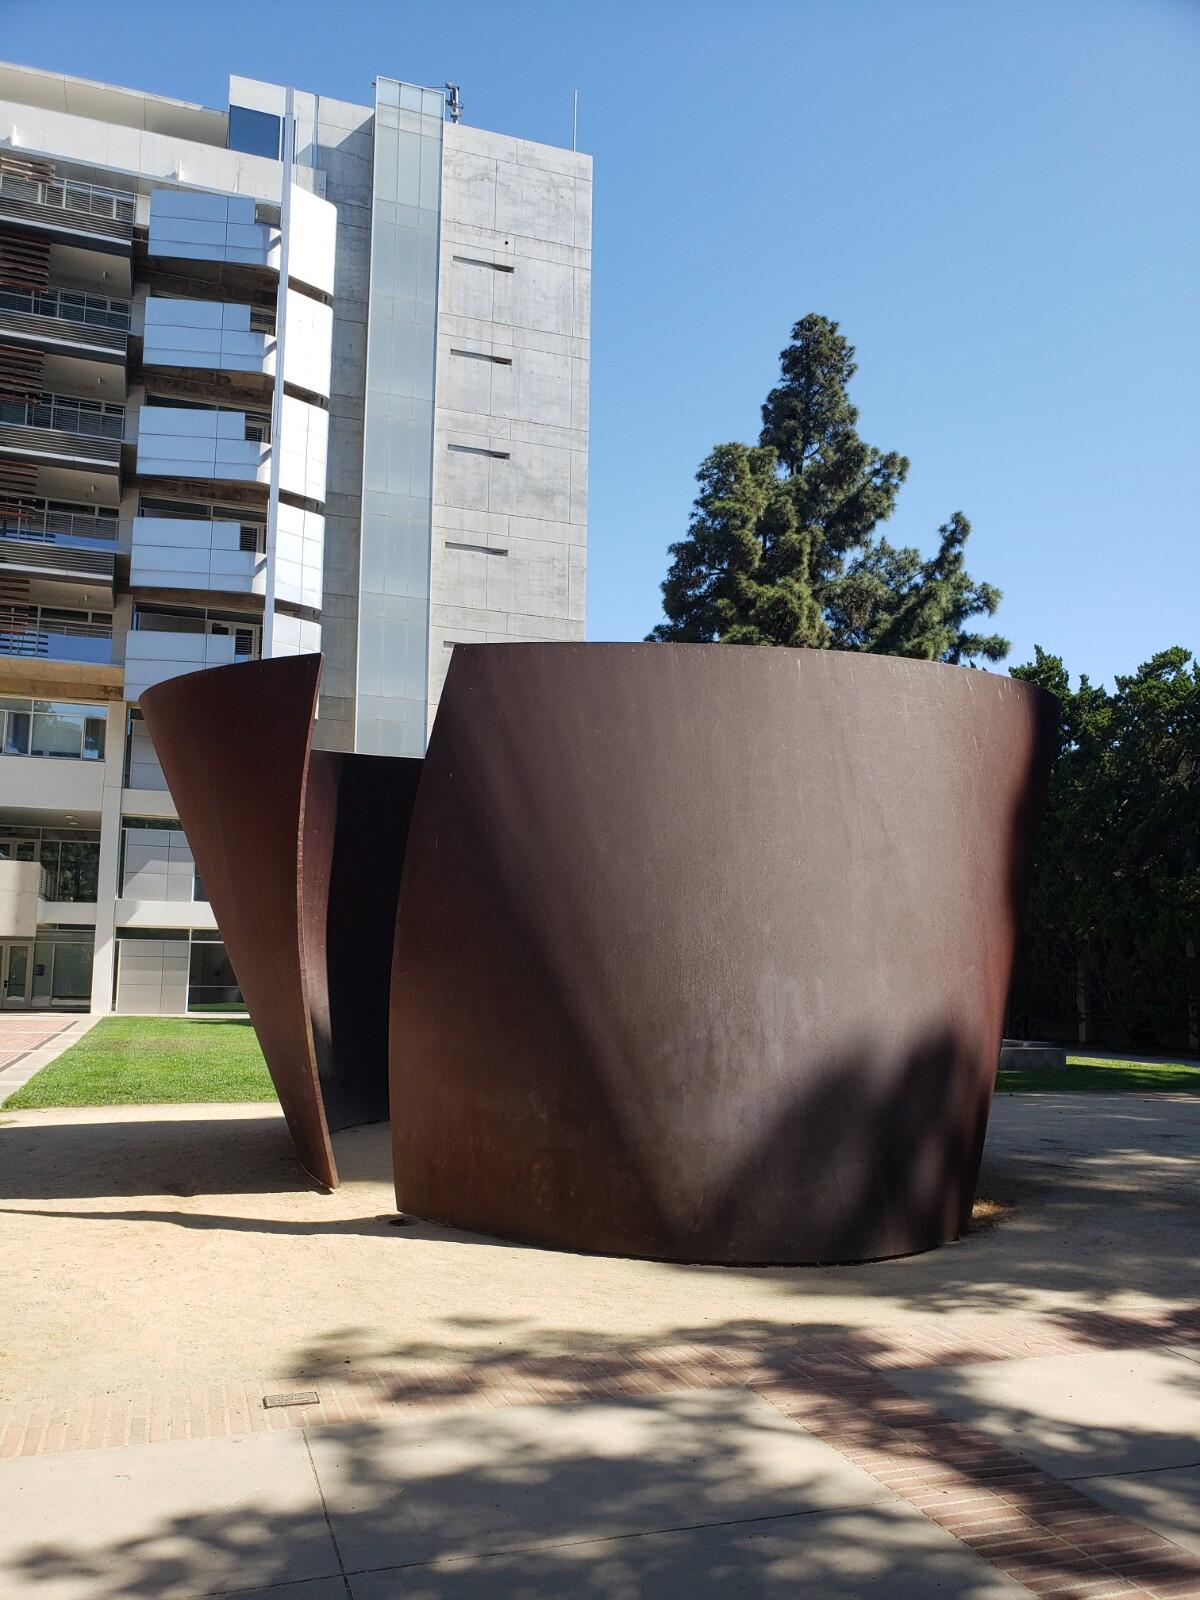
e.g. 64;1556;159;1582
1;943;33;1008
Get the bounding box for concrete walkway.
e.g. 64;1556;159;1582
1;1093;1197;1597
0;1013;96;1099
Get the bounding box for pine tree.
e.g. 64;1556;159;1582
649;314;1008;663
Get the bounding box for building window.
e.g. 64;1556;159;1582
0;828;101;905
188;936;244;1012
228;105;282;160
39;839;100;903
0;698;106;760
30;935;94;1009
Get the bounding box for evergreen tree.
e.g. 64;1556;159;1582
650;314;1008;663
1010;646;1200;1049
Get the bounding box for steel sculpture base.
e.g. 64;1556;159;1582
389;644;1057;1263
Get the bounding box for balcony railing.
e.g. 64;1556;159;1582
0;171;135;242
0;287;131;331
0;609;114;664
0;533;116;583
0;287;130;358
0;505;118;543
0;395;125;471
0;395;125;439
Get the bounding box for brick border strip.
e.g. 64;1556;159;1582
2;1303;1198;1459
757;1362;1200;1600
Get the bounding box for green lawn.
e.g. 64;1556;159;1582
3;1017;276;1109
996;1054;1200;1094
6;1021;1197;1111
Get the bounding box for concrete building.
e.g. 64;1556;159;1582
0;61;591;1014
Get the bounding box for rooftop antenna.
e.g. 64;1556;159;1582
445;83;463;123
572;89;579;151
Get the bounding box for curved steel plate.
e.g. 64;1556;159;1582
141;654;337;1186
141;657;422;1186
390;643;1057;1264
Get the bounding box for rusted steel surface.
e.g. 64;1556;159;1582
390;643;1058;1264
141;657;418;1186
141;655;338;1186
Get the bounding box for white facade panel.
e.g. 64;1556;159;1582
277;393;329;503
274;502;324;611
143;296;272;376
121;825;195;901
123;629;243;701
130;517;264;597
0;753;105;813
288;185;337;297
0;860;42;939
148;188;279;269
282;289;333;398
125;720;169;793
136;405;268;486
271;612;322;657
113;938;190;1013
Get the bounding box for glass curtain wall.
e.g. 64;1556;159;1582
356;78;444;756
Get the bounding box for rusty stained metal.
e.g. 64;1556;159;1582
140;655;418;1187
390;643;1058;1264
142;644;1055;1262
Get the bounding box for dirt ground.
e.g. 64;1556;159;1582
1;1093;1197;1403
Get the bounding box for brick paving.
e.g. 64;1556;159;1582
3;1301;1199;1599
0;1016;74;1075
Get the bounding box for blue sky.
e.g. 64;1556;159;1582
5;0;1196;685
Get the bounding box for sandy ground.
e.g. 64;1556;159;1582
1;1094;1197;1402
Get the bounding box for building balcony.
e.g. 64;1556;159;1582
0;394;124;474
124;619;260;701
135;403;268;488
0;286;130;364
145;186;337;301
129;500;323;609
140;290;332;400
130;514;265;599
0;605;113;665
135;396;327;503
0;504;117;593
148;189;277;272
0;748;105;813
0;170;135;249
141;296;273;384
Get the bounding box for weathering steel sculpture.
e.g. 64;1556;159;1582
140;643;1056;1264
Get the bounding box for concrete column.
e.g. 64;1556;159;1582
89;701;127;1014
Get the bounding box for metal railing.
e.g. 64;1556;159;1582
0;609;114;662
0;505;118;543
0;421;122;467
0;304;127;354
0;395;125;439
0;537;116;580
0;286;131;331
0;606;112;637
0;170;136;238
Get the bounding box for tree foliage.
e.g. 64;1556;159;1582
1010;646;1200;1049
649;314;1008;663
